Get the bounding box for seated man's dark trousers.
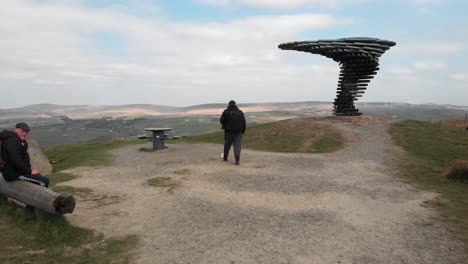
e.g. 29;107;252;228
224;131;242;162
18;174;49;187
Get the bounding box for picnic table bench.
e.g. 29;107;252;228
144;127;174;150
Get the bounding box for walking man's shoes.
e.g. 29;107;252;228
235;160;240;165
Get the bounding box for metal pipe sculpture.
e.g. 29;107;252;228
278;37;396;116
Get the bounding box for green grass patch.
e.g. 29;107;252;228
148;177;179;187
443;160;468;183
389;120;468;245
178;118;344;153
0;198;137;264
44;139;144;195
174;168;191;175
147;177;180;193
38;172;87;198
47;172;77;186
310;137;342;153
45;139;143;172
47;172;94;198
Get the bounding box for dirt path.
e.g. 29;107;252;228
62;119;465;264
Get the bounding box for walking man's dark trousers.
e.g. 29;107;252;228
224;131;242;163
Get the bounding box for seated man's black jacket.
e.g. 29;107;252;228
0;130;32;181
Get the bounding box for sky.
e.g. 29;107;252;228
0;0;467;108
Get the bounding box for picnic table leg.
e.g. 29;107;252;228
152;131;165;150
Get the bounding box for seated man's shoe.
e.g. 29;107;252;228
235;160;240;165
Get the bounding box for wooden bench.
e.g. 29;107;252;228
0;176;76;221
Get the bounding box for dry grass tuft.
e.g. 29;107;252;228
443;160;468;182
147;177;180;193
174;168;191;175
436;118;468;128
139;147;154;152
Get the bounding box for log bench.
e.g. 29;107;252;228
0;175;76;221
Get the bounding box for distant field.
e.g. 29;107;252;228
23;111;314;149
1;101;467;149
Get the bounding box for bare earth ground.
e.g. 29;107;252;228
62;119;465;264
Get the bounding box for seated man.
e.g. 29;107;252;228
0;122;49;187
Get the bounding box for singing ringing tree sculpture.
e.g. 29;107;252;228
278;37;396;116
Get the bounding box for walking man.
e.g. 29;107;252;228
0;122;49;187
220;100;246;165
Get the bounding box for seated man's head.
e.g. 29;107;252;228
14;122;30;140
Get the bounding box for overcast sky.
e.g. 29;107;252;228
1;0;467;108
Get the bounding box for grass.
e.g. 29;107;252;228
46;172;77;185
147;177;180;193
44;139;145;200
178;118;345;153
0;198;138;264
174;168;191;175
147;177;178;187
436;117;468;129
0;138;145;263
443;160;468;182
42;172;96;198
389;120;468;247
44;139;143;172
139;147;154;152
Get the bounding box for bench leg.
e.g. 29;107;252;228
33;207;62;222
152;131;166;150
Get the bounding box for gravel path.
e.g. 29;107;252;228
62;119;465;264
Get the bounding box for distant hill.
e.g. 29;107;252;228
357;102;468;121
1;101;466;121
1;101;466;149
0;101;332;126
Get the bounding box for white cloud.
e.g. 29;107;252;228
108;0;163;16
387;66;415;75
0;0;355;107
416;7;430;14
195;0;366;10
239;0;328;10
451;73;468;81
1;0;466;108
413;61;446;71
395;42;465;55
413;0;446;4
193;0;232;7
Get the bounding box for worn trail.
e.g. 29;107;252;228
63;120;464;264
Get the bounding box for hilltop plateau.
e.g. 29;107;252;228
53;117;466;263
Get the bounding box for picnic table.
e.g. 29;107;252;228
144;127;172;150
